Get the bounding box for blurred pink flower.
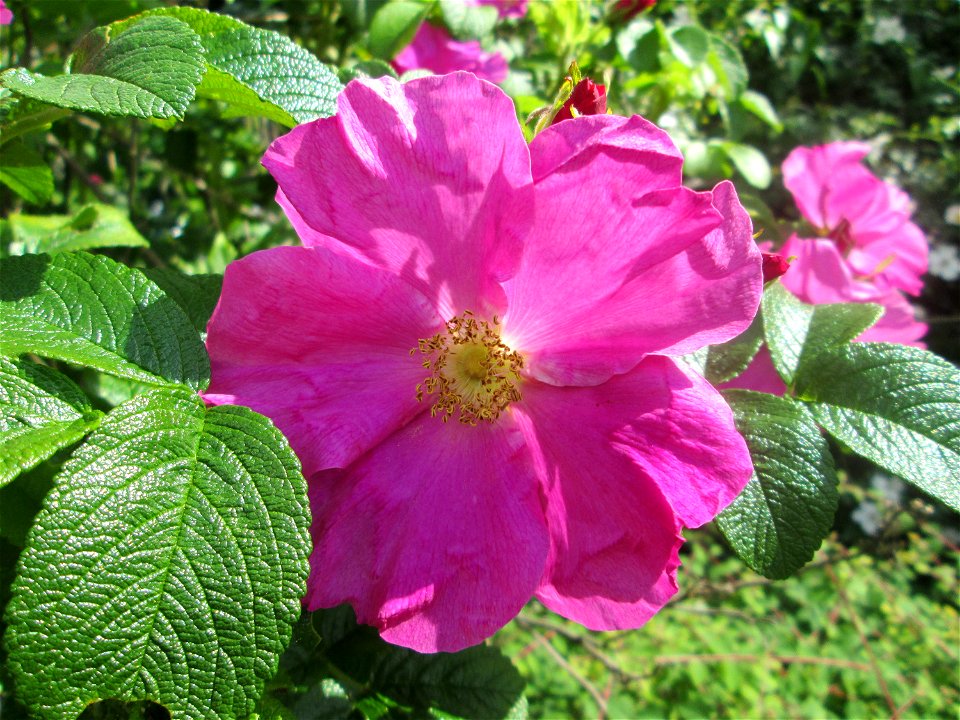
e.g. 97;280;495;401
782;141;927;295
393;22;508;83
0;0;13;25
204;73;762;653
470;0;528;18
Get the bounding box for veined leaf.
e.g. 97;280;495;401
3;203;149;256
718;390;837;578
704;314;763;385
115;7;342;126
762;281;882;386
371;644;526;720
796;343;960;513
0;16;204;120
5;387;310;720
142;268;222;333
0;357;102;487
0;252;209;390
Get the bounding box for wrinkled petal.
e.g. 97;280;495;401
846;217;927;296
262;74;532;318
504;177;761;386
859;290;928;346
203;246;442;475
514;355;750;628
305;414;548;653
393;23;508;82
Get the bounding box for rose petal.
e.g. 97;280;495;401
504;179;761;386
305;414;548;653
203;246;442;475
512;355;749;628
262;74;532;318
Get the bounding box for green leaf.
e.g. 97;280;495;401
5;386;310;720
118;7;342;126
706;34;748;99
795;343;960;513
0;140;54;204
717;390;837;579
440;0;499;40
720;142;772;189
142;269;222;333
0;252;210;390
704;314;764;385
371;645;526;720
738;89;782;132
0;17;204;119
762;282;882;386
669;25;710;67
338;59;400;85
369;1;431;60
0;358;101;488
3;203;149;256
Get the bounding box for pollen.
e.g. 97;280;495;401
413;310;524;426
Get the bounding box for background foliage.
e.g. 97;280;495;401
0;1;957;718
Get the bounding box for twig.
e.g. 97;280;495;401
531;630;609;717
515;615;646;683
45;133;110;203
650;653;872;672
826;565;899;717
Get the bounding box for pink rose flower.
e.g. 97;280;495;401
782;141;928;295
726;234;926;396
552;78;607;125
469;0;528;18
393;22;508;83
0;0;13;25
204;73;762;653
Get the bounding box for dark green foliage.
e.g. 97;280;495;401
4;387;310;720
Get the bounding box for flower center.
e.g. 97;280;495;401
414;311;524;426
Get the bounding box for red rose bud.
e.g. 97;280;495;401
761;252;791;282
552;78;607;125
612;0;656;21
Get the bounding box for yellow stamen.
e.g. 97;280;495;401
413;311;524;426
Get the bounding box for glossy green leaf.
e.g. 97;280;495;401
762;282;882;386
142;269;222;333
3;203;149;256
369;1;430;60
5;387;310;720
0;17;204;119
0;252;209;390
718;390;837;578
118;7;342;125
796;343;960;513
371;644;526;720
0;358;101;488
704;314;764;385
0;140;54;204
